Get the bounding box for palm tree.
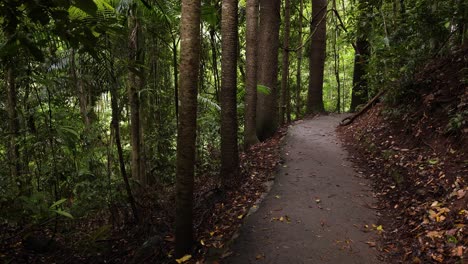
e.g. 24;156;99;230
220;0;240;182
174;0;202;257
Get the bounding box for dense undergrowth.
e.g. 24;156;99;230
0;128;286;263
339;46;467;263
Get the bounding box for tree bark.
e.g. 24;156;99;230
307;0;327;114
210;29;221;102
220;0;239;182
70;49;91;128
256;0;281;141
128;7;146;186
280;0;291;125
295;0;304;118
110;56;139;223
350;0;370;112
6;61;20;186
244;0;260;148
175;0;201;257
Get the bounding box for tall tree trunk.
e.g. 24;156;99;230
6;61;20;187
280;0;291;125
128;7;146;185
307;0;327;114
175;0;201;257
256;0;281;141
332;0;341;113
70;49;91;128
109;56;139;223
350;0;370;112
210;29;221;102
173;39;179;123
244;0;260;148
220;0;239;182
296;0;304;118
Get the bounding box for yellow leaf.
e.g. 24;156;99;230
279;216;284;222
210;231;215;236
237;214;244;219
176;254;192;263
200;240;205;246
376;225;384;232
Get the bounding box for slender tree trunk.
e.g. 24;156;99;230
128;8;146;186
70;50;91;128
280;0;291;125
210;29;221;102
6;61;20;186
296;0;304;118
334;29;341;113
256;0;281;141
175;0;201;257
332;0;341;113
244;0;260;148
220;0;239;183
173;39;179;123
350;0;370;112
307;0;327;114
110;57;139;223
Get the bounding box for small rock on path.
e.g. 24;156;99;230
225;115;383;264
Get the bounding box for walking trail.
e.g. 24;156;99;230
225;115;382;264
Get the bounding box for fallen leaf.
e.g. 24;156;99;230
176;255;192;263
426;231;443;240
366;241;376;247
451;246;464;257
255;253;265;260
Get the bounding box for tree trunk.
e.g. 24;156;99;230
6;61;20;186
220;0;239;182
350;0;370;112
109;56;139;223
296;0;304;118
244;0;260;148
128;8;146;186
307;0;327;114
173;39;179;123
256;0;281;141
175;0;201;257
210;29;221;102
280;0;291;125
70;49;91;128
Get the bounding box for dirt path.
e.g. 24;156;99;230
225;115;382;264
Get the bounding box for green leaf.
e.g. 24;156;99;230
49;198;67;209
201;5;218;28
198;95;221;111
51;209;74;219
72;0;98;16
257;85;271;95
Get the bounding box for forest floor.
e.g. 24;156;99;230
337;47;467;264
224;114;383;264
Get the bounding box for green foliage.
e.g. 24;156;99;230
446;111;468;134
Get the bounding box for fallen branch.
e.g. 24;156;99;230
340;90;386;126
